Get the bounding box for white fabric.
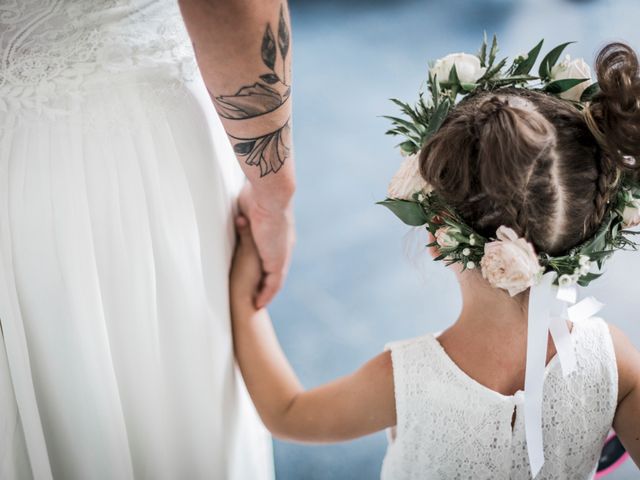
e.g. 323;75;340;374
523;275;603;476
381;317;618;480
0;1;273;479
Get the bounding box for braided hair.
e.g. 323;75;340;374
418;42;640;257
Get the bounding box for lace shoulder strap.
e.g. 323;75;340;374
385;334;442;436
573;317;618;398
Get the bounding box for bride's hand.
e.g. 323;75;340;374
237;183;295;308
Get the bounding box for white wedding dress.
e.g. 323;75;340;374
0;1;273;479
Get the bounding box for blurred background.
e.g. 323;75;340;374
270;0;640;478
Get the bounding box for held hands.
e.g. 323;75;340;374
230;215;264;310
237;183;295;308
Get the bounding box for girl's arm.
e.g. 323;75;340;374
230;217;396;442
610;324;640;467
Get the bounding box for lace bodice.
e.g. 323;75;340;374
0;0;197;123
381;317;618;480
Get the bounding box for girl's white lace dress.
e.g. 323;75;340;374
381;317;618;480
0;1;272;479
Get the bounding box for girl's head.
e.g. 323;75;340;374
420;42;640;257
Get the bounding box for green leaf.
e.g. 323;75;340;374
513;39;544;75
490;75;538;86
481;57;508;81
448;63;460;86
582;217;613;254
390;98;421;124
377;199;428;226
488;34;498;68
382;115;419;132
580;82;600;102
398;140;418;155
587;250;616;261
424;98;451;139
577;272;603;287
544;78;589;94
538;41;574;80
460;82;479;92
429;75;440;106
478;32;488;68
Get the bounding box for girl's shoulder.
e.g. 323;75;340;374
607;321;640;404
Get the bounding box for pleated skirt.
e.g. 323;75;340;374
0;70;273;479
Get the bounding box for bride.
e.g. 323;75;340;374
0;0;295;478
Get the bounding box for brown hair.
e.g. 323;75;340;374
419;42;640;256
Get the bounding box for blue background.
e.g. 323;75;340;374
271;0;640;478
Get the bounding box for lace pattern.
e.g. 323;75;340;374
381;317;618;480
0;0;198;127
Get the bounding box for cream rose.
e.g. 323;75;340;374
387;153;432;201
622;198;640;228
480;226;543;296
435;227;459;249
430;53;486;85
549;55;592;102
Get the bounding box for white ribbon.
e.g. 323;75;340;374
524;272;603;477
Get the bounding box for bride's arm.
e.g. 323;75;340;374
178;0;295;307
230;217;396;442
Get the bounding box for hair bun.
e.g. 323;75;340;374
591;42;640;167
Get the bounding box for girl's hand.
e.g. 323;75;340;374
231;215;263;310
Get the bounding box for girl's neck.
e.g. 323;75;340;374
454;271;529;335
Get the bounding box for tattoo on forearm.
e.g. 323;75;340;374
230;118;291;177
197;4;292;177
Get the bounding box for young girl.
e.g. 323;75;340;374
230;40;640;479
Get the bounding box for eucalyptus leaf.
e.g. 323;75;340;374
538;41;574;80
378;199;428;226
513;39;544;75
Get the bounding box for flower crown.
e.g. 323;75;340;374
380;35;640;295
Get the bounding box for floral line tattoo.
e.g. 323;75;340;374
231;118;291;177
213;5;291;120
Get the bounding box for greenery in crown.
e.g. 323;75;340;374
379;34;640;291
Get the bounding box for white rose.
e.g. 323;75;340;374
480;226;543;296
622;198;640;228
430;53;486;85
435;227;459;249
549;55;592;102
387;153;432;201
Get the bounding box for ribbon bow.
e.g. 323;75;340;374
524;272;604;477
